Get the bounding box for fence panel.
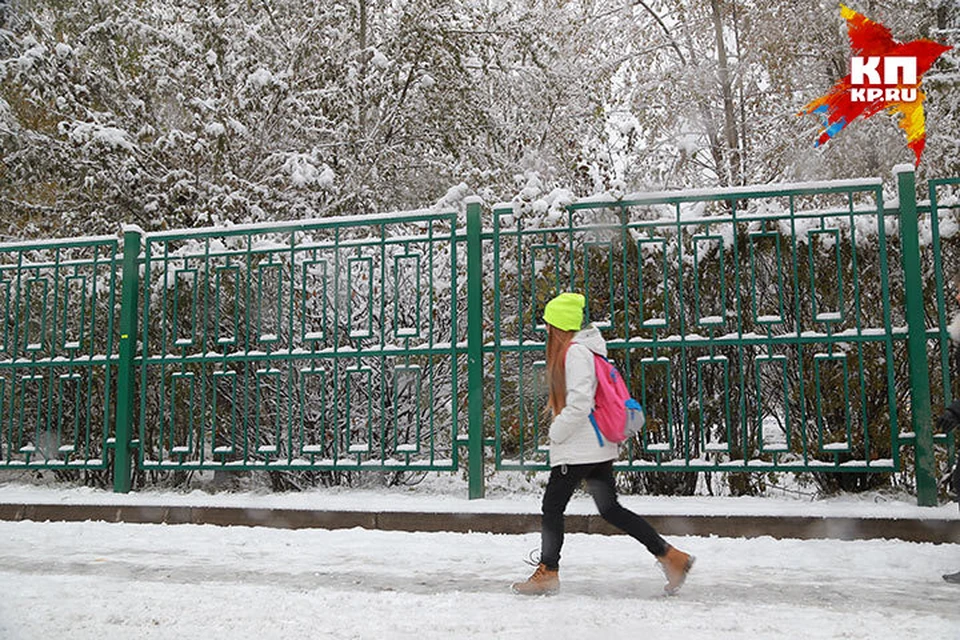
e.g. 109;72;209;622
487;179;919;478
131;211;465;475
925;177;960;478
0;236;121;471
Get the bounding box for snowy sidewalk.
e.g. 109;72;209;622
1;518;959;639
2;482;960;638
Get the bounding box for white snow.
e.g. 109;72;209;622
368;48;390;70
0;518;957;640
204;122;226;137
620;177;884;206
247;67;275;88
283;154;335;188
0;234;117;251
65;122;136;151
0;481;958;638
2;480;958;518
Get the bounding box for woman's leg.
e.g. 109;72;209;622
585;461;668;557
540;464;587;569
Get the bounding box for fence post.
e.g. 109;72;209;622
898;166;937;506
466;198;485;499
113;226;142;493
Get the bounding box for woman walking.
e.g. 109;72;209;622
512;292;694;596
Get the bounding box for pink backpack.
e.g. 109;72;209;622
587;352;645;444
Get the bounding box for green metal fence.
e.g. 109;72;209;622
0;235;122;471
118;210;469;485
0;169;957;504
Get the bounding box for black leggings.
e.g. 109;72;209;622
540;461;667;570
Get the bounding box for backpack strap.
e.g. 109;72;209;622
588;412;604;447
587;350;605;446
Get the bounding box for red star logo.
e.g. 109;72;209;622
799;4;951;165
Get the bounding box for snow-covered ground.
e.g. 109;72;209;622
1;477;959;639
1;519;959;639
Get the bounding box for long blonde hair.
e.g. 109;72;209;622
545;324;577;416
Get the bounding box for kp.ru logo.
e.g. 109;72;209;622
849;56;917;102
799;4;951;165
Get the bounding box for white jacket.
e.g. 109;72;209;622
548;324;619;467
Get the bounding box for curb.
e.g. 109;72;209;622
1;504;959;543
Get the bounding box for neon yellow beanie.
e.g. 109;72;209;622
543;292;585;331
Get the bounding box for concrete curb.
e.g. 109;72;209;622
1;503;959;543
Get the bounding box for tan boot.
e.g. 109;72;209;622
658;545;695;595
511;563;560;595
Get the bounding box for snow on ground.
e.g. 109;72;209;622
1;520;959;639
1;476;959;639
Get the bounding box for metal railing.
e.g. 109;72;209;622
117;210;470;491
0;169;956;504
0;236;122;471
